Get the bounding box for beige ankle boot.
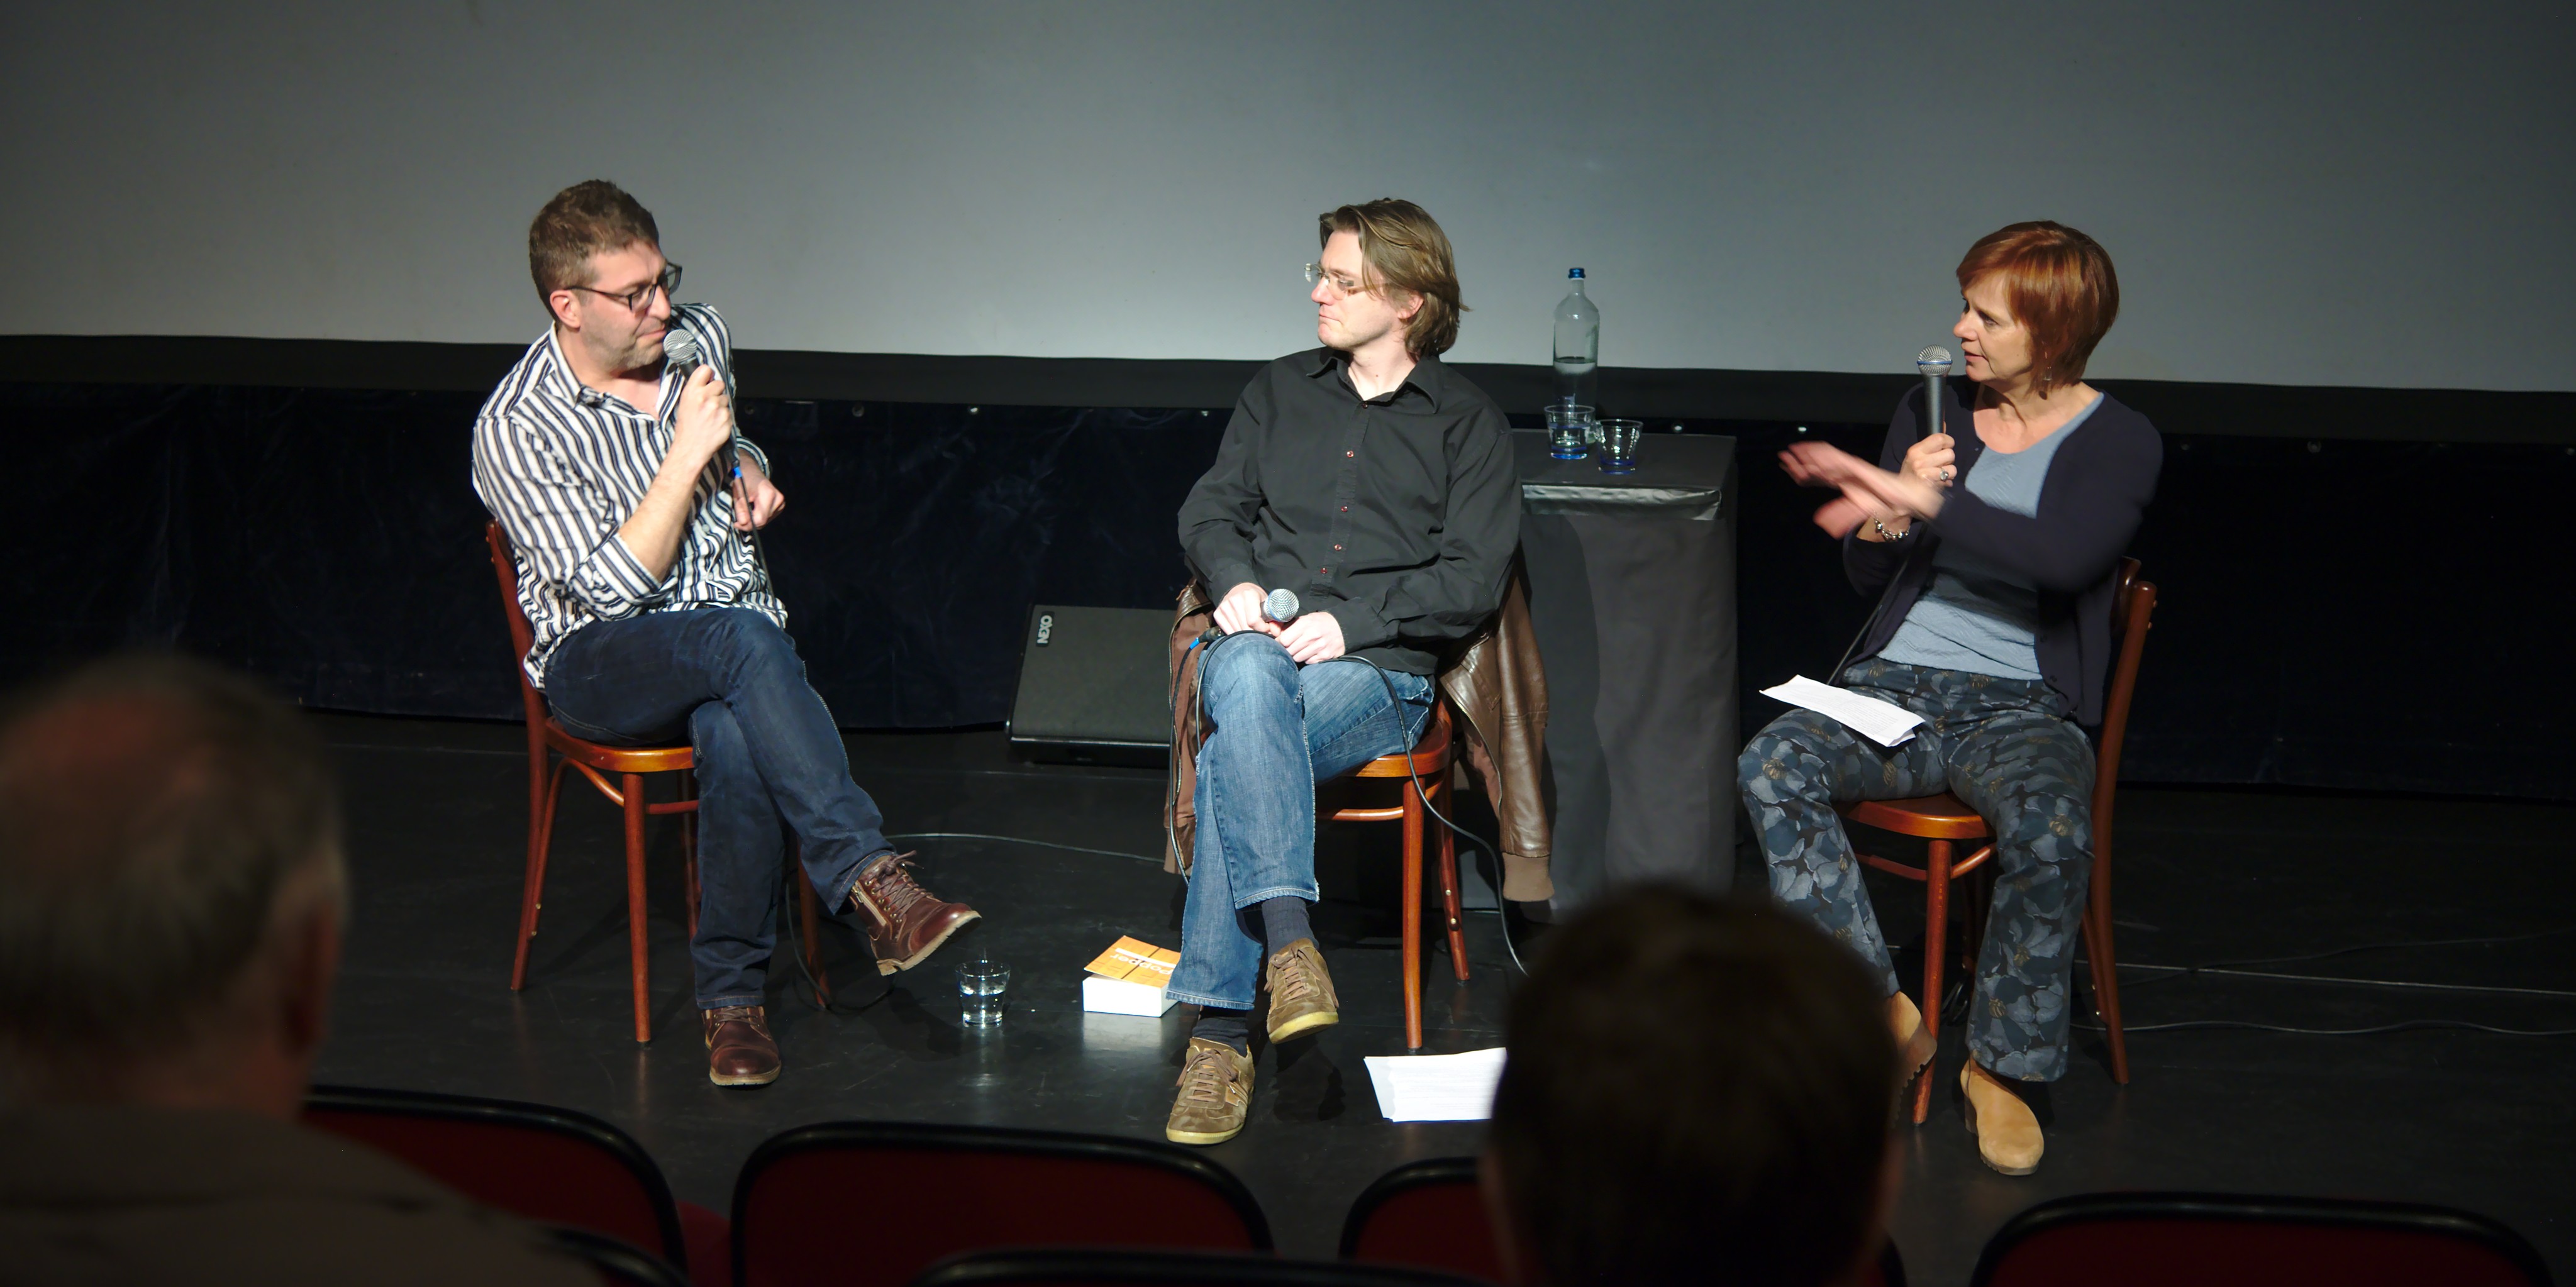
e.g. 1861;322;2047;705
1960;1061;2043;1174
1889;992;1935;1081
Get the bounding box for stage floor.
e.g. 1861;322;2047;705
310;713;2576;1285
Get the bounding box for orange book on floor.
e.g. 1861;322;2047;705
1083;936;1179;1016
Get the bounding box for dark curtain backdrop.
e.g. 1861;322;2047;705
2;382;2560;798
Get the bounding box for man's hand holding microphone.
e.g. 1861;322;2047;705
1214;582;1346;664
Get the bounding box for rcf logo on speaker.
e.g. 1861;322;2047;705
1034;613;1053;646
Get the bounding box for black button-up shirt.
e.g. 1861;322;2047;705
1179;348;1521;675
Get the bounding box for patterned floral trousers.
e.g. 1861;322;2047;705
1738;660;2095;1081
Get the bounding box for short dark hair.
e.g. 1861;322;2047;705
0;655;343;1069
528;179;660;305
1487;887;1897;1287
1319;199;1467;357
1955;221;2121;395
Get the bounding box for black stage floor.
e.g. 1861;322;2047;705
310;712;2576;1285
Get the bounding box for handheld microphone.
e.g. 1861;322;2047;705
662;329;739;477
1263;588;1299;624
1915;346;1953;441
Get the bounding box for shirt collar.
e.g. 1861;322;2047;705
541;326;668;414
1306;346;1448;409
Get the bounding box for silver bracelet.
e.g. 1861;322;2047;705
1872;517;1911;541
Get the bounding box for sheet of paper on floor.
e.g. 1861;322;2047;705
1364;1047;1507;1122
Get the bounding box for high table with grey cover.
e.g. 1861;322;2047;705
1513;429;1738;913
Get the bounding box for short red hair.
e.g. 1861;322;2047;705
1955;221;2119;393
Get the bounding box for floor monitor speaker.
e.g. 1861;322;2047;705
1008;605;1174;766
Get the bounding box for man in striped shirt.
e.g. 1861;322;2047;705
472;180;978;1087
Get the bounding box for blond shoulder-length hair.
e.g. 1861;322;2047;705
1319;199;1467;357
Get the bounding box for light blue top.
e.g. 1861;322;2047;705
1877;395;2101;680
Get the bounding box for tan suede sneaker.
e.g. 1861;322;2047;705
1165;1037;1255;1146
1263;937;1340;1044
1961;1061;2044;1174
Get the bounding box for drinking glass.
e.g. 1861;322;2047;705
1597;419;1644;473
957;959;1010;1027
1545;404;1596;460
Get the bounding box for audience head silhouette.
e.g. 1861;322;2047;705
0;654;345;1115
1485;887;1901;1287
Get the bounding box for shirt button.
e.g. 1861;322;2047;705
1319;567;1330;574
1345;450;1355;457
1333;544;1343;551
1340;505;1348;512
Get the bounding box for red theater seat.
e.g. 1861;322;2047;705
732;1121;1271;1287
303;1085;692;1269
1971;1192;2550;1287
912;1247;1482;1287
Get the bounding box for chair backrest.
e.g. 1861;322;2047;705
1969;1192;2551;1287
484;519;549;727
733;1121;1273;1287
913;1248;1485;1287
543;1227;696;1287
2092;558;2156;809
303;1084;686;1264
1342;1157;1908;1287
1338;1158;1505;1284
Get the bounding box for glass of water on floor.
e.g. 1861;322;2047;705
1598;419;1644;474
957;957;1009;1026
1545;404;1596;460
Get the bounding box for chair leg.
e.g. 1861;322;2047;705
1401;776;1426;1052
513;756;570;991
1435;775;1469;983
1915;839;1952;1125
2085;868;2130;1085
680;770;700;942
623;773;652;1044
796;848;831;1008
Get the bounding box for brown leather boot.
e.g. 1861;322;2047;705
849;852;980;975
704;1005;780;1087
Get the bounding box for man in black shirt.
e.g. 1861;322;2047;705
1164;199;1519;1146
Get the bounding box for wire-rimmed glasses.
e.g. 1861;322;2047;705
1303;262;1367;297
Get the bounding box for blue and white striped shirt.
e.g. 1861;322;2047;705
470;303;782;688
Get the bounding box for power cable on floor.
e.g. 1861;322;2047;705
2065;925;2576;1039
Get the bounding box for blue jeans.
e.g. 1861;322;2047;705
544;607;894;1010
1165;633;1434;1010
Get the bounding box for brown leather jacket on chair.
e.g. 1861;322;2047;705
1162;556;1554;901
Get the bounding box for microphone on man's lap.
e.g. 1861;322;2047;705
1264;588;1299;625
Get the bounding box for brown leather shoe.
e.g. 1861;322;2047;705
1960;1061;2043;1174
704;1005;780;1087
1165;1037;1255;1146
1263;937;1340;1044
849;852;980;975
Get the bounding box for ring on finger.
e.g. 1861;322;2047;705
1939;468;1953;482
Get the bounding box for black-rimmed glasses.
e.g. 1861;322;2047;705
572;263;682;312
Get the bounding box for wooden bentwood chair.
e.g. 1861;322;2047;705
484;521;828;1043
1840;558;2156;1122
1326;702;1468;1052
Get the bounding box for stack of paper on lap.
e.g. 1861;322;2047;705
1083;936;1179;1016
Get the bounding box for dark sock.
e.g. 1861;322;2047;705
1193;1007;1253;1055
1260;895;1313;951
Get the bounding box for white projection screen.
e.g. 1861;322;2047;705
4;1;2568;392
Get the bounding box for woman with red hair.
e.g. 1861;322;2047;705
1739;222;2160;1176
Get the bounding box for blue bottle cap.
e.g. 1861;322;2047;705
1568;268;1585;278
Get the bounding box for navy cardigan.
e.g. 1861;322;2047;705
1841;379;2163;727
